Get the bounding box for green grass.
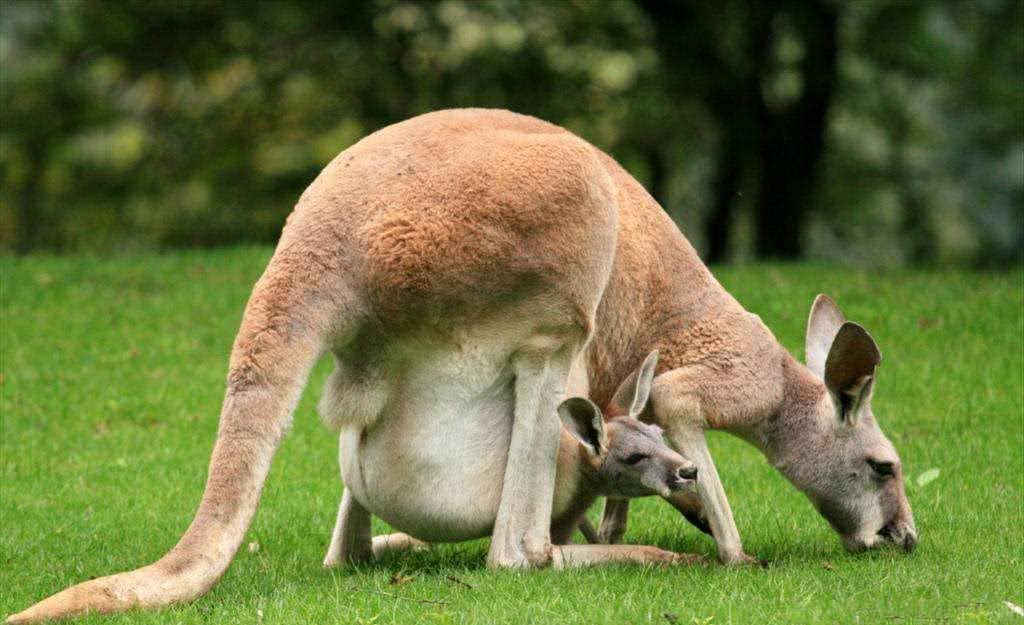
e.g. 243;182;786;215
2;247;1022;624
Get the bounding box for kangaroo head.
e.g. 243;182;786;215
558;351;697;498
776;295;917;553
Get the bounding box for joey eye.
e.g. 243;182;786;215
624;453;648;465
867;459;895;478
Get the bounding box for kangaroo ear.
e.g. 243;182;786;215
824;322;882;426
557;397;607;457
607;350;659;418
806;294;846;379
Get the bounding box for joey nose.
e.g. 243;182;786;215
678;466;698;481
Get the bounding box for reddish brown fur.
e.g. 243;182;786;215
289;109;617;331
8;108;911;623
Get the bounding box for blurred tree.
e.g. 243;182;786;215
0;0;662;251
814;0;1023;266
637;0;838;261
0;0;1020;266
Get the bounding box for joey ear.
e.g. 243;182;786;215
607;350;659;418
806;294;846;378
824;322;882;425
557;397;607;457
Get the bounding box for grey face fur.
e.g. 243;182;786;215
557;350;697;499
600;417;695;498
558;398;695;499
779;295;917;553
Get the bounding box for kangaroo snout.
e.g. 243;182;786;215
879;521;918;553
901;530;918;553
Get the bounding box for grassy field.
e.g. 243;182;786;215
2;247;1021;624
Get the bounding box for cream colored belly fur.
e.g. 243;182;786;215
321;311;588;543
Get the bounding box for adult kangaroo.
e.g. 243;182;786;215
8;108;914;623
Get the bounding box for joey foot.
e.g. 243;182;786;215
671;552;710;566
721;551;768;567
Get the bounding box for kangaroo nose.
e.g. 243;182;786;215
902;530;918;553
678;466;698;481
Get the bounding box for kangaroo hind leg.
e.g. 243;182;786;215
487;341;579;569
323;489;373;568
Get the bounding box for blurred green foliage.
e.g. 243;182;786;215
1;0;1020;265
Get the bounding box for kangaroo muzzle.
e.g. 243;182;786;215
878;521;918;553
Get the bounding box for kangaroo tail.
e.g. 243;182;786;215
7;248;348;623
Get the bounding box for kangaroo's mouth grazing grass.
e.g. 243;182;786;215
878;522;918;552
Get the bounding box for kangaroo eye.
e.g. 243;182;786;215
867;459;895;477
624;453;648;465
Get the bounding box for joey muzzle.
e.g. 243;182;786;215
671;465;698;490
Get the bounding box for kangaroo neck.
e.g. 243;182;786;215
586;154;795;438
756;356;832;469
587;181;746;409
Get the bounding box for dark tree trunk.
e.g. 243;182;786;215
754;1;839;259
705;131;741;263
638;0;839;261
639;0;771;262
705;5;775;263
